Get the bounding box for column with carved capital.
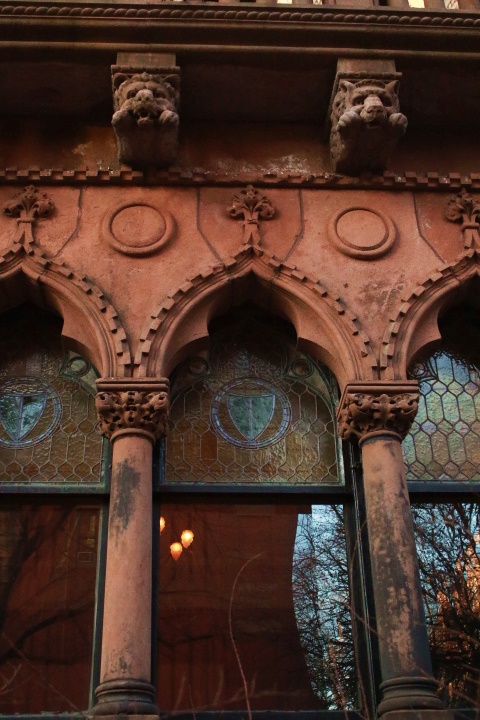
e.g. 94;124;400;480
338;382;445;720
90;379;169;718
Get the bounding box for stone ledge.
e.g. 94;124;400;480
0;167;479;191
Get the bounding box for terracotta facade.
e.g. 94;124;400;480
0;0;479;718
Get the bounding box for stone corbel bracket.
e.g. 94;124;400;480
328;62;408;176
111;64;180;169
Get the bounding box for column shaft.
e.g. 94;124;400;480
338;383;445;719
361;434;443;715
91;379;169;718
102;434;153;683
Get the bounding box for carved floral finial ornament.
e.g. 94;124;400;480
337;383;419;443
95;379;170;442
2;185;55;249
227;184;275;245
3;185;55;222
445;188;480;249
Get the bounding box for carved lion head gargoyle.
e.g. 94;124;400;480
111;70;180;168
330;78;408;175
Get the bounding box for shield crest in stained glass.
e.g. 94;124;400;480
0;391;47;441
227;392;275;442
212;379;291;449
0;378;61;448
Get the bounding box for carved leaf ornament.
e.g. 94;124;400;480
445;188;480;249
227;184;275;245
4;185;55;221
95;387;169;440
338;392;419;441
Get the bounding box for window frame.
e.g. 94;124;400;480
153;349;377;720
0;313;110;718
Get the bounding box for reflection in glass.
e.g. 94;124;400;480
413;502;480;707
156;503;355;712
165;309;341;486
0;503;100;712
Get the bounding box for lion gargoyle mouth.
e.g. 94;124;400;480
131;103;161;124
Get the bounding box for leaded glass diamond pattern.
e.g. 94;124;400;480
165;311;341;486
0;306;103;485
404;352;480;482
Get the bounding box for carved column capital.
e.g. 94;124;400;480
95;378;169;442
337;381;419;443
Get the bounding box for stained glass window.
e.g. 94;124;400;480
404;305;480;482
413;502;480;708
0;305;104;486
165;310;342;486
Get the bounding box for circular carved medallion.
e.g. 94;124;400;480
0;377;61;448
328;207;395;259
211;379;291;449
103;202;175;257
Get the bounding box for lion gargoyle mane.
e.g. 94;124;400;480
330;78;408;176
111;69;180;168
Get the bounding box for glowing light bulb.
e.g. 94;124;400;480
181;529;194;548
159;516;166;533
170;542;183;561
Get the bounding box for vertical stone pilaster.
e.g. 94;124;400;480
90;379;169;719
337;382;445;720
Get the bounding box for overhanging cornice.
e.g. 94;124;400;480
0;3;480;58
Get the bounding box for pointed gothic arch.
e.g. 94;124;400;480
135;245;375;391
381;249;480;379
0;242;129;378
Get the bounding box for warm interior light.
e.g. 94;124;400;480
181;529;194;548
170;542;183;561
160;516;166;533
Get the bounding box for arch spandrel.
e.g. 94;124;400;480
0;243;130;378
135;246;376;392
381;249;480;380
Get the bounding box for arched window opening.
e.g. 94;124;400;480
405;304;480;483
164;307;342;487
156;308;368;717
0;304;107;713
406;303;480;709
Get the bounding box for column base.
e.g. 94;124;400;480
378;677;446;716
380;712;454;720
89;678;159;716
88;716;158;720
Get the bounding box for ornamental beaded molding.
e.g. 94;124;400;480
0;3;477;26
